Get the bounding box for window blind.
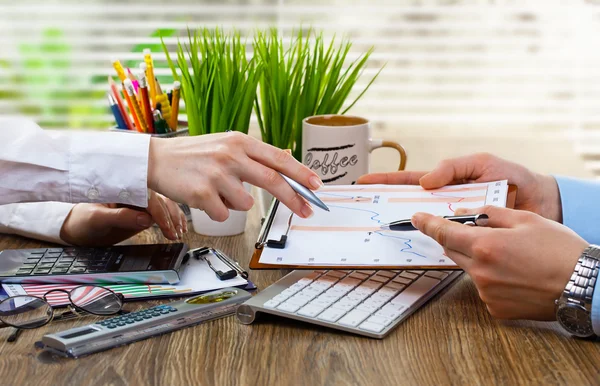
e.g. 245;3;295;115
1;0;600;174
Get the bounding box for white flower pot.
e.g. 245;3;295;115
190;183;251;236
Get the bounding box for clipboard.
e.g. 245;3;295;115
249;184;518;270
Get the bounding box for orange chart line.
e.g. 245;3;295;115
291;226;382;232
388;196;485;203
320;186;488;193
320;197;373;203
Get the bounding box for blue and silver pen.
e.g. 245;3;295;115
278;173;329;212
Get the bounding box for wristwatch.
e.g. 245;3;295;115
555;245;600;338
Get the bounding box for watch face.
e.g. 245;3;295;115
557;304;594;338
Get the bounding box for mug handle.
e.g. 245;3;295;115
370;140;407;171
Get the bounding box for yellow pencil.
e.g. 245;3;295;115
143;49;157;104
169;81;181;131
124;79;148;133
154;77;172;125
112;59;127;82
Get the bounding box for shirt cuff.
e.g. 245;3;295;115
554;175;600;245
3;202;75;245
68;131;150;207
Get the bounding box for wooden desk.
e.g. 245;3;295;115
0;204;599;386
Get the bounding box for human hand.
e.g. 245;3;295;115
357;153;562;222
60;193;187;246
147;132;323;222
411;205;588;320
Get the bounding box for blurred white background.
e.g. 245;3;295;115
1;0;599;177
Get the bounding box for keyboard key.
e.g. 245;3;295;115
346;290;369;301
288;282;309;292
369;291;394;302
310;296;336;308
270;294;291;303
359;321;386;333
379;286;399;297
392;277;412;285
297;304;326;317
399;271;419;280
376;271;396;278
390;276;441;307
425;271;450;280
317;308;346;322
385;282;406;291
338;309;371;327
376;303;407;320
370;275;390;284
286;295;312;307
301;285;325;298
407;270;424;275
263;299;281;309
356;301;382;313
356;270;376;275
348;272;369;281
337;277;361;289
366;315;394;327
277;302;301;313
326;271;347;278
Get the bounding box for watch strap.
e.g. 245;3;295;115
563;245;600;308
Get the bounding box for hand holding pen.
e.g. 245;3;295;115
380;214;489;231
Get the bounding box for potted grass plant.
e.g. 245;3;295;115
253;28;383;212
162;28;261;236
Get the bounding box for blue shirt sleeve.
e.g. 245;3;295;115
554;176;600;335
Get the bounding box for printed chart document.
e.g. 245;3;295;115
259;180;509;268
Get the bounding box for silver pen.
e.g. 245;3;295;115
278;173;329;212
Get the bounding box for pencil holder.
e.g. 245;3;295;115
109;121;189;138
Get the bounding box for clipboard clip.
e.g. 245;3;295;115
188;247;249;280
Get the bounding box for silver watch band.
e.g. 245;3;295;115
564;245;600;308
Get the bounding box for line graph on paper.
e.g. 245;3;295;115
258;180;509;268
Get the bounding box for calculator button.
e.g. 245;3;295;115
73;262;88;267
27;249;47;255
33;269;51;274
59;257;75;263
134;318;143;322
160;310;169;314
143;315;152;319
151;313;161;317
16;269;32;275
21;263;37;269
37;262;55;269
116;322;126;327
68;267;87;274
47;248;63;253
55;263;72;268
125;319;135;324
169;308;177;312
26;258;41;264
107;325;117;329
51;268;68;274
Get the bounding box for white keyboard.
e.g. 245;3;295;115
236;269;462;338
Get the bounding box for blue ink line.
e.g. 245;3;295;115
327;204;426;258
327;204;383;224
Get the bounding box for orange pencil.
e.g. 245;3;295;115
108;76;134;131
123;79;147;133
138;71;155;134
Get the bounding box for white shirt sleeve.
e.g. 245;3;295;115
0;117;150;207
0;202;75;245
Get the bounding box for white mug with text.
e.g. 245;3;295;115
302;115;407;185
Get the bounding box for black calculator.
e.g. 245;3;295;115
0;243;189;284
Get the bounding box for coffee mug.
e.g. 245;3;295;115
302;115;407;185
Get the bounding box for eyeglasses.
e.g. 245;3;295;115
0;285;125;343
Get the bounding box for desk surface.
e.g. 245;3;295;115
0;203;599;386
